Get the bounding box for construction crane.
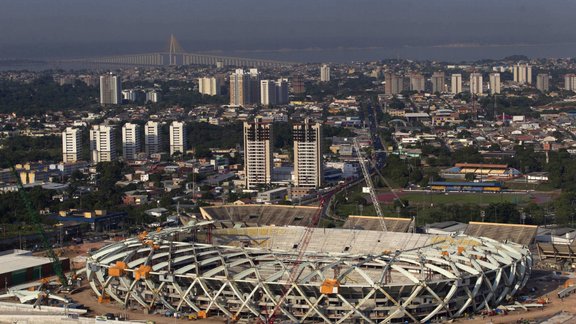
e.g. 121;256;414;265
11;165;68;287
265;195;328;324
352;138;388;231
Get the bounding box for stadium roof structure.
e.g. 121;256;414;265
428;181;502;187
86;222;533;323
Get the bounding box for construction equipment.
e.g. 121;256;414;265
108;261;128;277
266;195;329;323
10;164;68;288
320;279;340;294
134;265;152;280
352;138;387;231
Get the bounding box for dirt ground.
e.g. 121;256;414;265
460;270;576;324
70;287;226;324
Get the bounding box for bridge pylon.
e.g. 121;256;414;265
167;34;185;65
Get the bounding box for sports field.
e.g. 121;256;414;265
398;191;530;205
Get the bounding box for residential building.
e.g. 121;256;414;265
431;72;446;93
450;74;462;94
146;90;159;103
291;76;305;94
229;69;251;106
144;121;161;156
260;78;289;106
489;73;501;94
169;121;186;156
320;64;331;82
198;77;221;96
513;63;532;84
122;123;140;161
469;73;483;95
385;73;404;95
62;127;82;163
409;74;425;92
99;73;122;105
244;118;273;189
90;124;116;163
293;119;323;188
260;80;277;106
249;68;261;104
276;78;289;104
565;74;576;91
536;73;550;92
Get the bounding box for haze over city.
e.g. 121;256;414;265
4;1;576;323
2;0;576;62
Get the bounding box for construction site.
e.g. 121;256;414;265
0;144;573;323
77;204;531;323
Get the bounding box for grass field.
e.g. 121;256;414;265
401;192;530;205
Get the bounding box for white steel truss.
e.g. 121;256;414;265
86;226;532;323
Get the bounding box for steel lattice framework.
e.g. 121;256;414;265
86;225;532;323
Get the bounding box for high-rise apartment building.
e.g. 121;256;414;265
565;74;576;91
536;73;550;92
243;119;273;189
513;63;532;84
90;124;116;163
198;77;221;96
62;127;82;163
260;80;276;106
489;73;501;94
122;123;140;161
409;74;425;92
293;119;323;188
229;69;251;106
249;69;261;104
276;78;289;105
99;73;122;105
470;73;483;95
144;121;161;156
291;76;305;94
260;79;289;106
320;64;331;82
146;90;159;103
169;121;186;156
431;72;446;93
385;73;404;95
450;74;462;94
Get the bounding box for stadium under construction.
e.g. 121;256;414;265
85;205;533;323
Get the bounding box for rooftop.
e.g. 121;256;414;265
0;250;56;275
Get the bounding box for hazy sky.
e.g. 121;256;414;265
1;0;576;60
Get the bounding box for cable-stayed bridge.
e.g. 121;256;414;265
55;35;295;68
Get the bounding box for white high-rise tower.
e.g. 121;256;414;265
469;73;483;95
62;127;82;163
169;121;186;156
489;73;501;94
122;123;140;161
99;73;122;105
320;64;331;82
90;124;116;163
451;74;462;94
144;121;161;156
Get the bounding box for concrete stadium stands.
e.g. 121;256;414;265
342;215;413;232
537;238;576;261
200;205;318;227
213;226;433;255
464;221;538;245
